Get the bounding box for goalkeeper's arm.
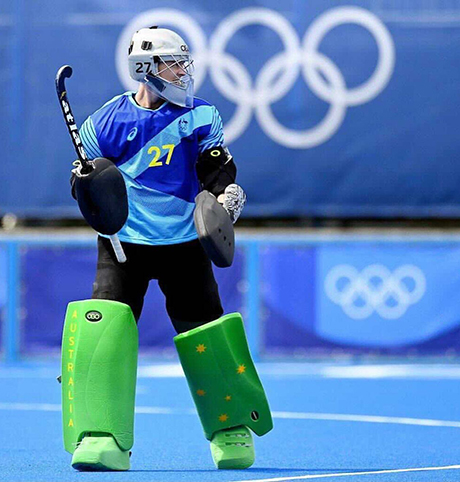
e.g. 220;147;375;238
196;146;246;223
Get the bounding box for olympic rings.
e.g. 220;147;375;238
324;264;426;320
116;7;395;148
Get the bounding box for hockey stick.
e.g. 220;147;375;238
55;65;127;263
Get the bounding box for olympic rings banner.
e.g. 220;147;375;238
262;241;460;356
1;0;460;217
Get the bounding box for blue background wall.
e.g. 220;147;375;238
1;0;459;218
3;234;460;359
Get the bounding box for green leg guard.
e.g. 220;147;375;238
61;300;138;471
174;313;273;469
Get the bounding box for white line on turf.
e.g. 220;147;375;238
231;465;460;482
2;403;460;429
0;403;190;415
134;363;460;379
0;403;60;412
5;363;460;379
319;365;460;379
271;411;460;428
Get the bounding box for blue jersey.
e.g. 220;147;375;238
79;92;224;245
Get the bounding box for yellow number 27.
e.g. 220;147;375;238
148;144;175;167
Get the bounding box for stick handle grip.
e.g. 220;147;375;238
55;65;92;172
109;235;127;263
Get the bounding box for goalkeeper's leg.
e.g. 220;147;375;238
61;300;138;471
160;240;273;468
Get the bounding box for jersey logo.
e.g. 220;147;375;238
179;118;188;133
127;127;138;141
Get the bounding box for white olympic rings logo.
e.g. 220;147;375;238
116;7;395;149
324;264;426;320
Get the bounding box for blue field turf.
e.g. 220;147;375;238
1;361;460;482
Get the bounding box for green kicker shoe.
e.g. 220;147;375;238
210;425;255;469
71;433;130;471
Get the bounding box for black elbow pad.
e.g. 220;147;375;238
196;146;237;196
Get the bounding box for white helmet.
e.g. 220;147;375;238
128;27;194;108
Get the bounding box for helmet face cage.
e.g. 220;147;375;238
153;54;194;87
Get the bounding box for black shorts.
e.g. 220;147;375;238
92;236;223;333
